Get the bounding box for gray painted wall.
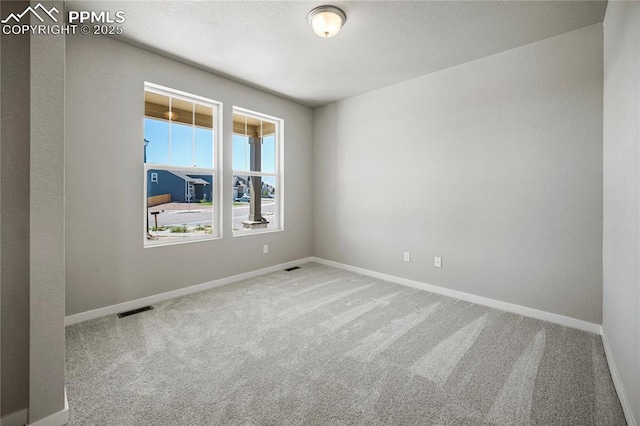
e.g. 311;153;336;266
603;1;640;422
313;25;604;324
0;1;67;421
29;1;66;421
65;35;313;316
0;0;30;417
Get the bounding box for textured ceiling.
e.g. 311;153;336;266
67;1;607;107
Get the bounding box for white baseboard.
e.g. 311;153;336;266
310;257;602;334
67;255;602;334
601;326;637;426
1;409;28;426
65;257;314;326
2;389;68;426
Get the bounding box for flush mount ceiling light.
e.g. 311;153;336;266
308;5;346;38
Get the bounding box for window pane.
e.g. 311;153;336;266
232;174;277;231
144;118;169;165
195;103;214;168
170;99;194;167
194;103;213;128
234;112;274;173
261;175;277;202
144;92;171;165
170;123;192;167
233;134;249;171
235;133;264;173
262;134;276;174
145;91;170;121
147;169;214;241
195;127;213;168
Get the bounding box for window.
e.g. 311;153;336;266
232;108;282;235
144;83;221;245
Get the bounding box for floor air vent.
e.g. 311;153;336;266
117;306;153;318
284;266;301;272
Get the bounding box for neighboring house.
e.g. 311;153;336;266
233;175;275;199
147;169;212;203
233;176;248;199
262;182;275;198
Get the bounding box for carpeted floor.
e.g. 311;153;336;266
65;262;626;425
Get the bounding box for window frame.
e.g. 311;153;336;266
143;82;223;247
232;106;284;237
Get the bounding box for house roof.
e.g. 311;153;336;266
168;170;209;185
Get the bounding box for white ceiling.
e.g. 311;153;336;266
68;1;607;107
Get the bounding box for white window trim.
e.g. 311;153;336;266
232;106;284;237
143;82;223;247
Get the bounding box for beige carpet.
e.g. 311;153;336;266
66;262;626;425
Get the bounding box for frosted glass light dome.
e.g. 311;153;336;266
308;6;346;38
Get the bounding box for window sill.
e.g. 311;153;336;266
232;227;283;238
144;234;222;248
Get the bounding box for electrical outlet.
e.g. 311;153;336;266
434;256;442;268
403;252;411;262
263;244;269;254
